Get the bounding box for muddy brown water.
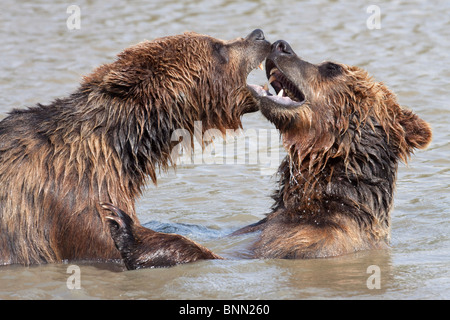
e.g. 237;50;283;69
0;0;449;299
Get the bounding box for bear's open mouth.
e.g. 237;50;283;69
266;59;305;104
248;59;305;108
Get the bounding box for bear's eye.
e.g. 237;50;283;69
212;42;229;64
319;62;342;78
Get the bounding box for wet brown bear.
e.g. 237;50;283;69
239;40;432;258
0;30;270;266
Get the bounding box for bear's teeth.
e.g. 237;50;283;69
268;75;277;84
277;89;284;97
258;62;264;71
270;68;278;75
263;83;269;91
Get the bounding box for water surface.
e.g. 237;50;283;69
0;0;449;299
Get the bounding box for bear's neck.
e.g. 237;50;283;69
272;124;399;235
48;85;246;198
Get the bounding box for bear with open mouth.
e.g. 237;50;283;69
239;40;432;259
0;30;270;267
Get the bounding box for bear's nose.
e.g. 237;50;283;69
272;40;295;55
246;29;266;41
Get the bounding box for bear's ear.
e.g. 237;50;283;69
102;69;139;96
398;108;432;151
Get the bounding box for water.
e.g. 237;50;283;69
0;0;449;300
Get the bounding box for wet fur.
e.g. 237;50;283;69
0;31;270;265
237;45;432;259
101;203;221;270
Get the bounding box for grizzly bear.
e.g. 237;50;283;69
239;40;432;258
0;30;270;266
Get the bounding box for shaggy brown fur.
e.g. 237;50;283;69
239;40;432;258
0;30;270;266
